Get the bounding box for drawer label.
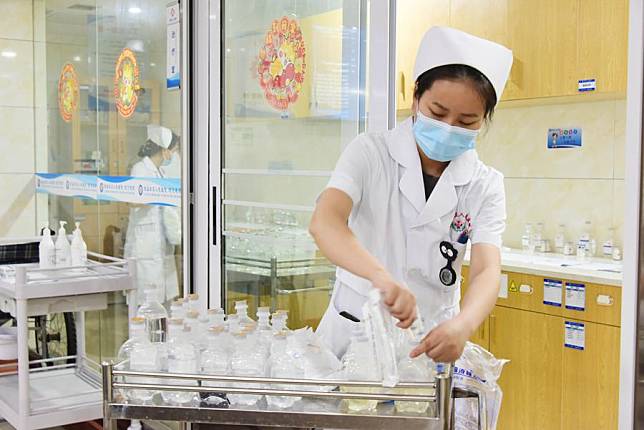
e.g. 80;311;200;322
564;321;585;350
543;278;563;307
565;282;586;311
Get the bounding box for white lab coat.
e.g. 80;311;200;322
124;156;180;302
316;118;506;357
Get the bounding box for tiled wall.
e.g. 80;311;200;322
478;97;625;252
0;0;42;237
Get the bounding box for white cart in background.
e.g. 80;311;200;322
0;250;134;430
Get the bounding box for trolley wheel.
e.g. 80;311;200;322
34;313;77;364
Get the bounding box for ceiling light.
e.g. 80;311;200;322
1;50;16;58
73;56;81;62
150;62;156;67
128;6;142;14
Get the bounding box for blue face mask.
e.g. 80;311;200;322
161;152;175;167
412;111;480;162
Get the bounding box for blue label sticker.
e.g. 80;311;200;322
548;128;582;149
578;79;596;92
565;282;586;311
564;321;585;350
543;279;563;307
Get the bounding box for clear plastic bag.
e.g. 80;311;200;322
453;342;508;430
361;289;399;387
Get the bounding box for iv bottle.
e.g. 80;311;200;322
137;288;168;344
341;326;379;413
234;300;255;326
395;339;435;414
118;317;160;403
256;307;273;354
200;326;230;391
521;223;532;252
187;293;200;312
555;224;566;254
533;222;544;253
227;314;240;336
272;310;289;333
578;220;592;259
162;325;198;405
228;332;264;406
170;299;186;319
208;308;226;327
184;310;200;333
266;332;303;409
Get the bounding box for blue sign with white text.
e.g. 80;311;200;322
547;128;582;149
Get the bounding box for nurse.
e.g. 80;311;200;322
310;27;513;362
124;124;181;303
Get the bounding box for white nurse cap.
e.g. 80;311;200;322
413;26;513;102
147;124;173;149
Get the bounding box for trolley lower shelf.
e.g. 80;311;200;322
107;401;440;430
0;367;102;429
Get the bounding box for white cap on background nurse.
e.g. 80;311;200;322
310;27;513;362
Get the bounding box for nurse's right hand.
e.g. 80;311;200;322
370;270;417;328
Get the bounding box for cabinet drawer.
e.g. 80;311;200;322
497;272;559;315
562;283;621;327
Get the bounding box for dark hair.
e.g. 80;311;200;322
137;132;180;158
413;64;497;121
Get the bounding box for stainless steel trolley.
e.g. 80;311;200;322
101;361;489;430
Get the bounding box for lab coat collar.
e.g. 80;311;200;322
142;156;164;178
388;118;478;225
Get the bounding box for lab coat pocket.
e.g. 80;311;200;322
316;287;362;358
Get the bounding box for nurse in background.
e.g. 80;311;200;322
124;124;181;303
311;27;513;362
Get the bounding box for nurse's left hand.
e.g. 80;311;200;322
409;317;472;362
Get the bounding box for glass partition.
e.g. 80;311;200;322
221;0;368;328
38;0;186;363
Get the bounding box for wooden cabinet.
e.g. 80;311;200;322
396;0;450;112
396;0;628;106
561;320;620;430
459;267;620;429
490;306;563;430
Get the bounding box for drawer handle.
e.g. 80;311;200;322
519;284;533;295
596;295;614;306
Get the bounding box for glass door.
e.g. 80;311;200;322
213;0;375;328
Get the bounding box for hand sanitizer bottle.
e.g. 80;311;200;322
55;221;71;267
71;222;88;266
39;226;56;269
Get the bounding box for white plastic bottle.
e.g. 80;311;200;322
71;222;88;266
163;325;198;405
395;339;435;413
266;332;303;409
119;317;160;403
55;221;71;267
39;226;56;269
